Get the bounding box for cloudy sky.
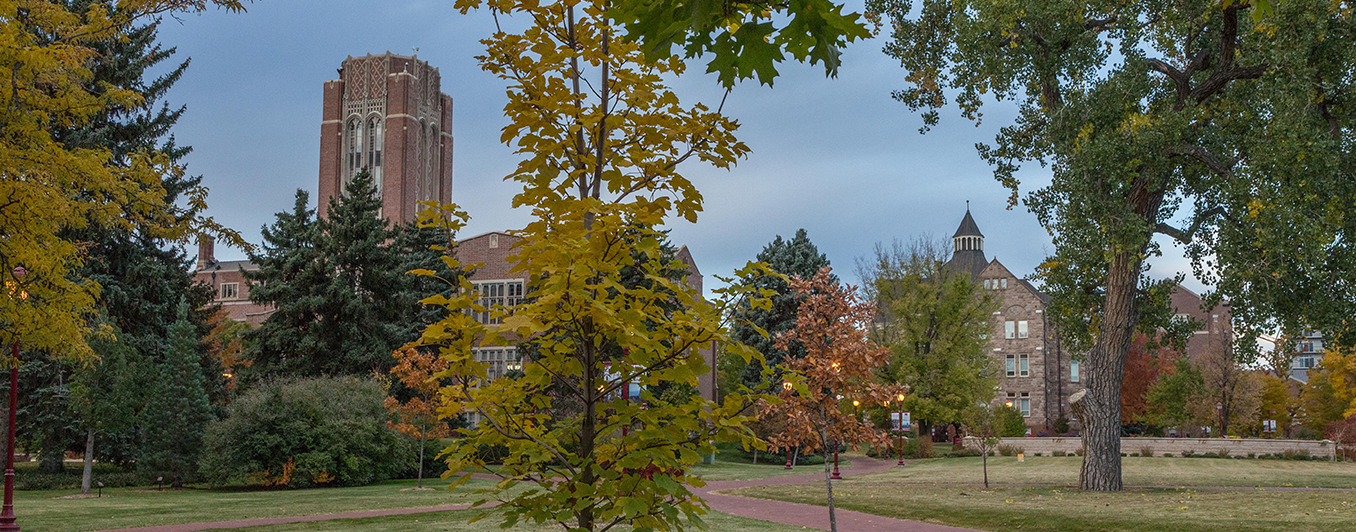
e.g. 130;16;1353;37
155;0;1203;295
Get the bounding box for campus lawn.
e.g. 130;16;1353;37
19;477;497;532
867;455;1356;489
733;482;1356;532
232;509;815;531
691;457;852;482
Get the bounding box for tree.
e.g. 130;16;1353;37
762;267;897;532
869;0;1356;490
384;347;451;489
1300;347;1356;432
1121;335;1180;426
1258;374;1297;438
732;229;833;389
68;320;140;494
138;300;213;487
961;402;1002;490
1261;333;1302;380
1197;337;1261;437
1326;415;1356;462
857;238;999;452
1145;358;1207;436
420;0;772;528
246;172;425;378
610;0;872;87
0;0;246;363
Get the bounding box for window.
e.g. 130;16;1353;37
367;117;383;185
1070;359;1080;382
984;279;991;289
1017;320;1029;339
219;283;239;300
1019;393;1031;417
489;234;499;249
1001;278;1008;289
1005;355;1016;377
473;347;521;381
1018;354;1029;377
1005;321;1015;339
469;280;526;324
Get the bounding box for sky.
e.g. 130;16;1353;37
154;0;1205;296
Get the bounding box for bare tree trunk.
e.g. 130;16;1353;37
1078;249;1140;492
417;427;426;489
81;428;94;495
982;448;988;489
793;446;800;466
752;448;758;465
819;427;838;532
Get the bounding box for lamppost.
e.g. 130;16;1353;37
896;393;906;466
783;381;794;470
1216;401;1224;438
2;265;27;532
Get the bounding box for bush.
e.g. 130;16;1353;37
996;444;1024;457
1129;452;1139;457
1074;448;1085;457
997;407;1028;438
1202;452;1219;458
1052;451;1067;457
1164;453;1174;457
1033;452;1042;457
1053;417;1070;435
1247;453;1256;458
1181;450;1196;458
200;376;408;488
15;466;153;491
1217;448;1231;459
1139;446;1155;458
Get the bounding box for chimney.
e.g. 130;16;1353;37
197;236;215;271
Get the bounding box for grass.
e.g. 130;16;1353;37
863;456;1356;489
691;457;851;482
733;483;1356;532
231;509;817;531
17;476;498;532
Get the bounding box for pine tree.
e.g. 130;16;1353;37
731;229;833;388
139;301;212;487
246;172;415;378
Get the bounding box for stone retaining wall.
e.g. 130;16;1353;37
973;437;1336;458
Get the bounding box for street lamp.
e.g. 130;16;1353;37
783;381;794;470
896;393;906;466
2;265;27;532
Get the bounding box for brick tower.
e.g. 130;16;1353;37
318;53;454;223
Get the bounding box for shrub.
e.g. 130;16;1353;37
1181;450;1196;458
1129;452;1139;457
200;376;408;488
15;467;153;491
1034;452;1042;457
1139;446;1154;458
1052;451;1067;457
1202;452;1219;458
1053;416;1071;435
1164;453;1174;457
997;407;1028;438
1074;448;1085;457
997;444;1024;457
1247;453;1256;458
1217;448;1231;459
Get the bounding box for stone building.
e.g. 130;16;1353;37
192;237;273;326
943;209;1229;432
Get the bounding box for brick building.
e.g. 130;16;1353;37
319;53;454;223
943;209;1229;432
455;231;718;425
195;53;455;321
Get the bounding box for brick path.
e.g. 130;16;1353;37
90;459;977;532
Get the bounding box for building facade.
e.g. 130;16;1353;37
943;209;1230;432
318;53;454;224
193;237;273;326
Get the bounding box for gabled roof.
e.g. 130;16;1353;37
198;259;259;273
457;230;517;244
953;210;984;238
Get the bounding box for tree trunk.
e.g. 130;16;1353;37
982;447;989;489
819;427;838;532
81;428;94;495
1078;249;1142;491
793;446;799;466
752;448;758;465
417;427;426;489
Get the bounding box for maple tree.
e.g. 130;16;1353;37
1120;335;1180;425
415;0;777;528
761;267;898;532
0;0;246;360
384;347;451;489
870;0;1356;490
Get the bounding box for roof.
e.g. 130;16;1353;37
457;230;517;244
198;259;258;273
953;209;984;238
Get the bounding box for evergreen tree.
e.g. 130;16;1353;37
246;172;416;378
139;301;213;486
730;229;833;388
15;5;219;473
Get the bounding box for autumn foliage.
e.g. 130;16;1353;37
1121;334;1181;425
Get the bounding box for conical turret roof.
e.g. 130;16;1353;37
953;209;984;238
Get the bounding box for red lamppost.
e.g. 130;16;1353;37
830;437;842;480
782;381;794;470
896;393;906;466
2;265;27;532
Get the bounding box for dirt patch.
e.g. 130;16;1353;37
400;487;437;491
55;493;105;499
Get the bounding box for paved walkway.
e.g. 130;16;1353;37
698;456;980;532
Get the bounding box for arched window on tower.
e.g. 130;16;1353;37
367;117;383;195
345;118;359;182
